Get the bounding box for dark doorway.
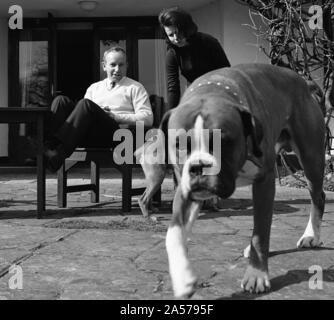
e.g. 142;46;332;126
56;30;94;102
8;30;95;165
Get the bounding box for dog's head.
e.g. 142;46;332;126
165;94;263;201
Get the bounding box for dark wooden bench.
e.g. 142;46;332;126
0;107;50;218
56;147;156;212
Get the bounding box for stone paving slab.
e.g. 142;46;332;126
0;170;334;300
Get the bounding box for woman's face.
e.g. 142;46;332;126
164;26;188;47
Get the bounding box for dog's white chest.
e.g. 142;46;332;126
236;160;260;187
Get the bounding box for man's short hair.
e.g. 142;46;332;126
103;46;126;62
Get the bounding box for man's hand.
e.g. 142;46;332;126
103;106;115;119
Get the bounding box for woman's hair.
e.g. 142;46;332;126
158;7;198;40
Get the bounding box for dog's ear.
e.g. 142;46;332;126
239;110;263;158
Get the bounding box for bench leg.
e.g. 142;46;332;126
57;164;67;208
122;165;132;212
153;186;162;207
37;115;45;218
90;160;100;203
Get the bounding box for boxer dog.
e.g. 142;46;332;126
149;63;325;298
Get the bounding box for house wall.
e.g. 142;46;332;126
222;0;269;65
191;0;269;66
190;1;222;44
0;18;8;157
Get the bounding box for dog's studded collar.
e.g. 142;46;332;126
188;79;249;112
187;79;262;166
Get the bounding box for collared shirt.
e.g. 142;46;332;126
84;77;153;127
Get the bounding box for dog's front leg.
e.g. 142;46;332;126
166;185;202;299
242;170;275;293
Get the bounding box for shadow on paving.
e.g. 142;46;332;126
269;246;334;257
0;198;174;220
0;204;128;221
44;217;167;232
2;197;334;220
219;267;334;300
199;198;334;219
218;246;334;300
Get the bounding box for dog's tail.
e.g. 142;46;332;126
134;143;143;159
134;142;148;163
134;135;163;165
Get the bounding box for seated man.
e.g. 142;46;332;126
44;46;153;172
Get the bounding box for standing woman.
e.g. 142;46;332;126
158;6;231;110
136;7;231;217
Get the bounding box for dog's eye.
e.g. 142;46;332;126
222;136;232;144
220;136;234;150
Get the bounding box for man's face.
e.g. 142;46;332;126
102;51;127;83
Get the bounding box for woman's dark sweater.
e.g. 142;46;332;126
165;31;231;109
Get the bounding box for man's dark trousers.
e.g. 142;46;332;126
49;95;120;157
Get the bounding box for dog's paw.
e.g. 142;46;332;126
297;235;323;248
173;273;198;299
241;266;270;294
243;245;251;258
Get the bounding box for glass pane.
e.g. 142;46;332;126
19;40;49;108
99;39;126;80
138;39;168;126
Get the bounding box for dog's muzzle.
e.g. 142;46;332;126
180;151;219;200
